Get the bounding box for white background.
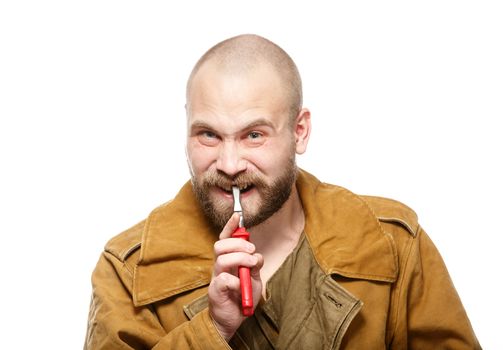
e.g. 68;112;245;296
1;1;501;348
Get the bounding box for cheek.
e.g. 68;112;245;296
187;142;218;174
246;140;294;175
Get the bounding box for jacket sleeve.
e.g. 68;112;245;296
84;252;230;350
391;227;481;349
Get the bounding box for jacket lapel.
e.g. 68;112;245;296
277;275;363;350
132;182;216;306
297;170;398;283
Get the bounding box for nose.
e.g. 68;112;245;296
216;140;247;176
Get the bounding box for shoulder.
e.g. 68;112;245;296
360;195;420;237
104;220;145;262
297;169;420;238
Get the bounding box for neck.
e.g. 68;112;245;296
249;185;305;254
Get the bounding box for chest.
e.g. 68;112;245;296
231;236;366;349
259;252;293;296
166;236;394;350
257;237;303;294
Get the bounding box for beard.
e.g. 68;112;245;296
191;158;298;231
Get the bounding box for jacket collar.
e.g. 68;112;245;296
297;170;398;282
132;170;398;306
133;180;216;306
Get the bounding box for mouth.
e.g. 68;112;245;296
219;183;255;195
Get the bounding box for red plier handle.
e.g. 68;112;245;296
232;226;254;316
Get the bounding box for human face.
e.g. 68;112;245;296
186;63;298;230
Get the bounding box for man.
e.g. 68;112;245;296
85;34;480;349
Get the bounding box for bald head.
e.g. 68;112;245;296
186;34;303;121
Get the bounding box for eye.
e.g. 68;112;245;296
197;130;220;146
244;131;266;146
203;131;217;139
248;131;262;140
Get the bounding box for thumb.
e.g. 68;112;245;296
219;213;241;239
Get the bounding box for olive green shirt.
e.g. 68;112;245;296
229;232;361;349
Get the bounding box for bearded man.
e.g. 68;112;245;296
84;34;480;349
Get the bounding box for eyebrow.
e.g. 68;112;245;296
189;118;275;132
189;120;215;132
242;118;275;130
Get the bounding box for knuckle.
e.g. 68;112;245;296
212;272;236;290
215;254;226;266
219;272;232;283
249;255;258;266
213;241;222;254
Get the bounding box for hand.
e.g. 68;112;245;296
208;213;264;341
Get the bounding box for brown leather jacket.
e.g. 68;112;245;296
85;170;480;349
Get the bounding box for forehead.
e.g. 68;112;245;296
187;62;290;129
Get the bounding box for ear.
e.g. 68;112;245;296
293;108;311;155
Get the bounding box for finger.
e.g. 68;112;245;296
219;213;241;240
214;252;259;276
214;238;255;256
211;272;241;296
250;253;264;279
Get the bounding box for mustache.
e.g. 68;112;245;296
201;171;266;191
